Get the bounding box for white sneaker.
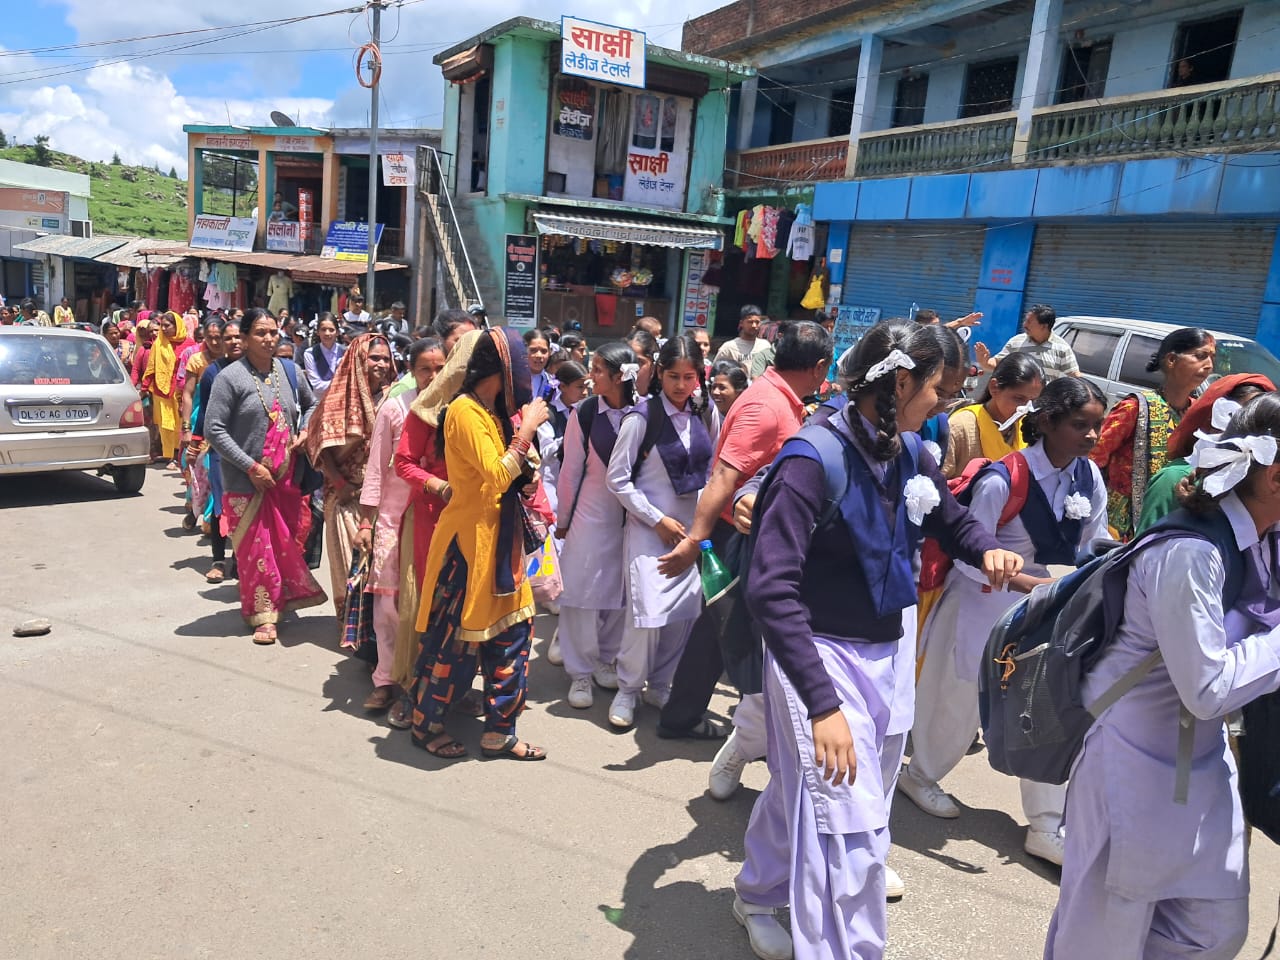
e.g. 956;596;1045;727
641;685;670;709
709;729;751;800
884;865;905;900
1024;828;1065;866
896;766;960;819
547;629;563;666
608;690;637;728
567;676;593;709
732;895;792;960
593;661;619;690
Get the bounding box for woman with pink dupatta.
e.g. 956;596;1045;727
205;308;327;645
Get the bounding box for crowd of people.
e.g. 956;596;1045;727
145;294;1280;960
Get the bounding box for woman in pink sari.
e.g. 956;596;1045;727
205;308;327;644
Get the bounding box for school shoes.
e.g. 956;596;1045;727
884;865;905;900
567;677;594;709
896;765;960;819
547;629;564;666
640;685;670;709
1024;828;1065;866
593;661;619;690
732;896;792;960
608;691;637;728
709;729;751;800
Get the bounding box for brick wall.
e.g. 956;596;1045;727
683;0;874;57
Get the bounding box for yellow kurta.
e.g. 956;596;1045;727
414;395;534;642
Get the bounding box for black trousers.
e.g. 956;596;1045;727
658;519;758;733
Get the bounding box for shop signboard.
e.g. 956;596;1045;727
201;134;253;151
273;136;316;153
832;305;882;361
504;234;539;330
681;249;717;330
623;94;688;210
382;153;413;187
266;220;304;253
552;77;596;141
321;221;384;262
560;16;645;89
297;188;315;250
0;188;66;214
190;214;257;252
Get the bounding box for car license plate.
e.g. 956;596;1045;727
16;404;94;423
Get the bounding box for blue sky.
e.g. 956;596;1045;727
0;1;724;173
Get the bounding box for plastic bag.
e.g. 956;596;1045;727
527;536;563;605
800;275;825;310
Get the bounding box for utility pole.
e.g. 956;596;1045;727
364;1;386;312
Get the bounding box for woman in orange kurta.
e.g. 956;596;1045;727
407;329;550;761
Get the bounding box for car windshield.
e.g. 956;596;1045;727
0;334;126;386
1212;339;1280;387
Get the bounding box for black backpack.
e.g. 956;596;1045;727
979;508;1243;798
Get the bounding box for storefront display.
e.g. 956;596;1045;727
537;233;672;336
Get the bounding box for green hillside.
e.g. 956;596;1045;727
0;145;189;239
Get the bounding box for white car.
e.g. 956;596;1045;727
0;326;151;494
1053;316;1280;408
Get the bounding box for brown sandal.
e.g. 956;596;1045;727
206;562;226;584
413;732;468;760
253;624;276;645
481;734;546;761
363;685;397;712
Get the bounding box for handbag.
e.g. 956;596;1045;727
526;536;564;605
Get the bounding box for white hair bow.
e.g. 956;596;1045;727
1192;399;1244;446
997;401;1037;432
1188;434;1279;497
864;349;915;384
619;362;640;382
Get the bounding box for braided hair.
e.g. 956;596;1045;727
650;333;709;416
593;341;640;407
1020;375;1106;446
840;320;945;462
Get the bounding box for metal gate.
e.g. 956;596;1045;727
842;222;986;324
1023;221;1279;338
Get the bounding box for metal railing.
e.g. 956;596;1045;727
855;112;1017;178
1029;74;1280;163
416;144;484;312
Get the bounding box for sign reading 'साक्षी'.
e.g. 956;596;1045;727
560;16;645;90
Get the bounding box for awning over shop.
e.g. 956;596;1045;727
531;211;723;250
92;237;183;269
138;244;408;284
13;233;132;260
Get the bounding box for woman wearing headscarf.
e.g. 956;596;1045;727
405;328;551;760
205;309;326;644
1090;327;1217;540
1135;372;1275;532
305;332;395;617
143;310;189;468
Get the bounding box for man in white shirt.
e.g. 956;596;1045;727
714;305;772;373
343;294;371;333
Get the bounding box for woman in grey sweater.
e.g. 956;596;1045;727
206;308;326;644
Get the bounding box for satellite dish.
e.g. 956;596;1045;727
270;110;297;127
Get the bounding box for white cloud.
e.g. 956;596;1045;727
0;2;727;173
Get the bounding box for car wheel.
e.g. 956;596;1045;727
112;464;147;495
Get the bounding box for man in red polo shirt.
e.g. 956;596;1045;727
656;321;833;793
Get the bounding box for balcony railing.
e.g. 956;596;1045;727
732;136;849;187
855;112;1017;178
727;74;1280;184
1028;74;1280;163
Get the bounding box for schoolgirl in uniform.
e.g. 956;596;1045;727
536;360;589;518
903;376;1109;865
524;328;555;399
605;334;720;729
1047;392;1280;959
733;320;1020;960
554;343;637;709
940;351;1044;478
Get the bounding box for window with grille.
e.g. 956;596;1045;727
960;57;1018;118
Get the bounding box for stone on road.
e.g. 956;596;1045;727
3;468;1278;959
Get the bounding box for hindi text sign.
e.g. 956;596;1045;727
503;234;539;330
561;16;645;90
266;220;304;254
321;221;384;262
382;153;413;187
191;215;257;252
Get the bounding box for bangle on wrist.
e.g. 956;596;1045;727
358;522;372;531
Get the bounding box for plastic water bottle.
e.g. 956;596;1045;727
699;539;735;605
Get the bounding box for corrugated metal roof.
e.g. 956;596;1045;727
531;211;724;249
12;233;132;259
138;244;408;276
92;237;184;269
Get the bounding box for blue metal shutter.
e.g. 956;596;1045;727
1024;221;1278;338
842;222;985;323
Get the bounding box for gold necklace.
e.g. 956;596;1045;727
250;359;282;422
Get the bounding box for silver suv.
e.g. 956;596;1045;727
0;326;150;494
1053;316;1280;408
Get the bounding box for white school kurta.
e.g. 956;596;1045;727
556;402;629;610
536;396;574;518
606;396;719;629
924;442;1110;682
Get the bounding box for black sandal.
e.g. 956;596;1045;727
481;734;546;761
412;733;468;760
656;718;726;741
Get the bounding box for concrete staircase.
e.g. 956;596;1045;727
417;146;498;313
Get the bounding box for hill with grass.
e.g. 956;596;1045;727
0;145;190;239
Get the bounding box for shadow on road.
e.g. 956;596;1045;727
0;470;124;507
890;796;1061;881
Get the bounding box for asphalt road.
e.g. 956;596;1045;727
3;466;1280;960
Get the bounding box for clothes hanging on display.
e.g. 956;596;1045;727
267;272;293;315
168;271;198;315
